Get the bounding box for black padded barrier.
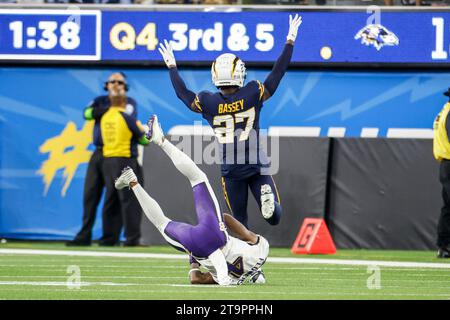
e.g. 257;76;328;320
141;136;442;250
327;138;441;250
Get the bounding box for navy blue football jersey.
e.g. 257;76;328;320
194;80;269;179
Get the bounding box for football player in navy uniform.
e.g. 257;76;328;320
158;14;302;227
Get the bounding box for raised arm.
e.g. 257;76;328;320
262;14;302;102
159;40;199;113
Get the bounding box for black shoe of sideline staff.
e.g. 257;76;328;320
123;241;141;247
437;246;450;258
66;239;91;246
98;241;119;246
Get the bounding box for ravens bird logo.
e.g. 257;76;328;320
354;24;399;51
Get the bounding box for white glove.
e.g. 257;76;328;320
158;39;176;68
287;14;302;42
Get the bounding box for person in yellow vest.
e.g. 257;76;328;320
67;72;140;247
99;74;149;246
432;89;450;258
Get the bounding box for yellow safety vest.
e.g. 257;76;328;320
433;102;450;161
100;106;133;158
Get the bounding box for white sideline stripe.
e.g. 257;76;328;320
269;257;450;269
1;249;450;269
0;281;137;287
0;249;186;259
0;276;187;279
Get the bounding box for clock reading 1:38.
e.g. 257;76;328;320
9;21;80;50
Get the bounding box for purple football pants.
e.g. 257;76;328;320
163;182;227;259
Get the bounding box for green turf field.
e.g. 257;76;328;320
0;241;449;300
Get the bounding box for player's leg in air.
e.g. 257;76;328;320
222;174;282;227
249;175;282;226
114;115;232;286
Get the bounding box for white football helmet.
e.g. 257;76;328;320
211;53;246;88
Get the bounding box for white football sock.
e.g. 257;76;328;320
131;184;170;233
160;139;207;187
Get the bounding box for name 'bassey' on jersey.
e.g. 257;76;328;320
193;80;270;179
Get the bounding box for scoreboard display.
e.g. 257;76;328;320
1;8;450;65
0;9;100;60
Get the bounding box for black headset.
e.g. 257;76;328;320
104;72;129;92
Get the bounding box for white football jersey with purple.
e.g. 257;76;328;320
196;235;269;285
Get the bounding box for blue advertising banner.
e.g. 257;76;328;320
2;8;450;64
0;66;447;239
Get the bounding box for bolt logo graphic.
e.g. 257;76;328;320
37;121;94;197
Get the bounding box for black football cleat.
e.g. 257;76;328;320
437;246;450;258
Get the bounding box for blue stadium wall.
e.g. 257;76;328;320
0;66;445;248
